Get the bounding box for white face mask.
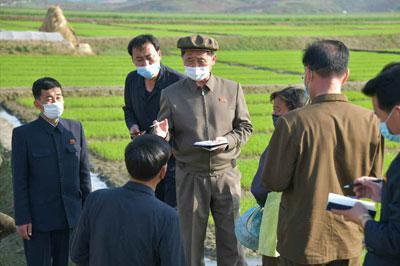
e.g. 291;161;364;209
42;101;64;119
137;62;161;79
184;66;210;81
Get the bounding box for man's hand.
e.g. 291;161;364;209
331;202;371;227
353;176;383;202
152;119;169;139
130;124;140;137
213;136;228;153
17;223;32;240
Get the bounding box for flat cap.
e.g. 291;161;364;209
177;35;219;51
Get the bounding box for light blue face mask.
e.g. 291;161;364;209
379;109;400;142
137;62;160;79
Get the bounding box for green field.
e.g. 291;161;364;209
1;51;399;88
63;22;400;38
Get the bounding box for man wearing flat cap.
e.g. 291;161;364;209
153;34;252;266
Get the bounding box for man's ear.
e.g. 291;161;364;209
211;54;217;66
158;164;167;181
304;67;312;82
394;105;400;117
341;68;350;84
33;99;43;112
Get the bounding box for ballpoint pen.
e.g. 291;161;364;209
343;178;384;189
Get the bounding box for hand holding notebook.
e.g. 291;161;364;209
193;138;228;151
326;193;376;218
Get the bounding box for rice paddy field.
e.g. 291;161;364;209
1;7;400;213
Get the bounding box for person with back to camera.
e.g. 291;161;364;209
261;40;384;266
71;134;185;266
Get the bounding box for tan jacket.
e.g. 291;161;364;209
261;94;383;264
158;75;253;173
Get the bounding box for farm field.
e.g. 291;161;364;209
1;51;399;88
1;8;400;218
2;18;400;38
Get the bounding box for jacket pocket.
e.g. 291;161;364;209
66;144;80;153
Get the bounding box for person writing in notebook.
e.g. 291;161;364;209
153;35;252;266
332;62;400;265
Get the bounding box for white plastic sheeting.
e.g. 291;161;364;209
0;30;65;42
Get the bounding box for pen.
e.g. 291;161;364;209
343;178;384;189
149;122;160;128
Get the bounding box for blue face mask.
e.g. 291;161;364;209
137;62;160;79
272;114;280;127
379;109;400;142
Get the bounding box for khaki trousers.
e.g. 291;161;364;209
278;256;361;266
175;165;246;266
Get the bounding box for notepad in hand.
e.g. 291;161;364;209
193;139;228;151
326;193;376;218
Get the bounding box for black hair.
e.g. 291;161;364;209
127;34;160;56
270;86;309;110
125;134;171;181
362;62;400;112
32;77;62;99
302;40;349;77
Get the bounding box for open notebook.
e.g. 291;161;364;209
326;193;376;218
193;139;228;151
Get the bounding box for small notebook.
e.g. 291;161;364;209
326;193;376;218
193;139;228;151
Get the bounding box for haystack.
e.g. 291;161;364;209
39;5;93;55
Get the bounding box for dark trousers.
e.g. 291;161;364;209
155;156;177;208
24;229;70;266
263;256;279;266
279;256;360;266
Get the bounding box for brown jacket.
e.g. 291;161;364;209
261;94;383;264
158;75;253;173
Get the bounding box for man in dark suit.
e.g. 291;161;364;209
12;77;91;266
71;134;185;266
332;63;400;265
123;34;185;208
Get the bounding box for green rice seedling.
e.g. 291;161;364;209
63;107;124;121
82;121;128;139
238;159;260;189
240;134;271;157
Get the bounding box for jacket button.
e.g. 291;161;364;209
366;246;375;252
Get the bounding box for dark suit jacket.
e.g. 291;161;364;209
71;181;185;266
12;116;91;232
123;64;185;132
364;153;400;265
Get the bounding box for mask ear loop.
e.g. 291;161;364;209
384;108;396;124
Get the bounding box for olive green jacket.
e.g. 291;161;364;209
158;75;253;173
262;94;383;264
